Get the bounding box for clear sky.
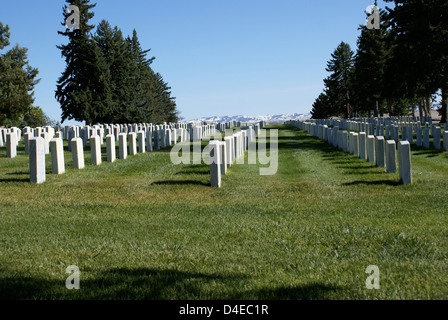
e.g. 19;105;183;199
0;0;389;125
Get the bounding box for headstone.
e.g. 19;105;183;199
6;133;17;158
219;141;228;175
443;131;448;152
118;133;128;159
24;132;31;155
385;125;390;139
166;129;172;147
341;131;348;152
50;138;65;174
433;127;441;149
406;126;413;144
352;133;359;156
29;137;46;183
423;127;430;148
359;132;367;160
209;140;221;188
154;130;160;150
128;132;137;156
416;128;422;146
161;130;166;148
106;134;116;163
398;141;412;185
71;138;85;169
375;136;385;167
332;126;339;148
67;129;75;151
146;131;153;152
386;140;397;173
138;131;146;153
0;129;4;147
90;135;102;165
41;132;51;154
224;136;232;168
367;135;375;164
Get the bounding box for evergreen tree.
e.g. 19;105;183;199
351;5;389;117
323;42;354;118
0;22;40;126
311;92;330;119
55;0;112;125
385;0;448;122
126;29;156;123
56;2;178;125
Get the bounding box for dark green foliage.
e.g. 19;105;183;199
314;1;448;121
384;0;448;121
0;22;40;126
55;0;111;125
311;92;330;119
21;105;57;128
351;8;389;117
323;42;354;118
56;1;178;125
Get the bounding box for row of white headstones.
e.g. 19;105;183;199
314;117;448;151
286;120;414;185
0;121;263;185
208;124;263;188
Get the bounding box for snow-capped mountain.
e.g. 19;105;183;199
189;113;311;124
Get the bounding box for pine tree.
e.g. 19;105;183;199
0;22;40;126
385;0;448;122
351;5;389;117
311;93;330;119
55;0;112;125
323;42;354;118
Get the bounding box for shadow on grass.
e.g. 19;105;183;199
0;178;30;183
5;171;29;175
151;180;210;187
412;147;444;157
342;180;400;187
175;166;210;175
0;268;342;300
230;283;342;300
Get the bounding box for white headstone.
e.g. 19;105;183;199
128;132;137;156
146;131;153;152
106;134;116;163
50;138;65;174
6;133;17;158
398;141;412;185
209;140;222;188
375;136;385;167
118;133;128;159
71;138;85;169
443;131;448;152
29;137;46;184
367;135;375;164
90;135;102;165
138;131;146;153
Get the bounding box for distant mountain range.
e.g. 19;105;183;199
189;113;311;124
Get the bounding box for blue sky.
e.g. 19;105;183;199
0;0;389;125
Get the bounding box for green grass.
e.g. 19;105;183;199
0;125;447;300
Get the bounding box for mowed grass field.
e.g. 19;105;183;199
0;124;447;300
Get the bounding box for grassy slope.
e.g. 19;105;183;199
0;125;447;300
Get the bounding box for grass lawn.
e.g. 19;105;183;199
0;124;447;299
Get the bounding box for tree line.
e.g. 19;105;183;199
56;0;178;125
0;0;179;128
0;22;46;127
311;0;448;123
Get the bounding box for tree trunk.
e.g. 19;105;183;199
425;96;431;117
387;99;392;116
374;100;379;118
